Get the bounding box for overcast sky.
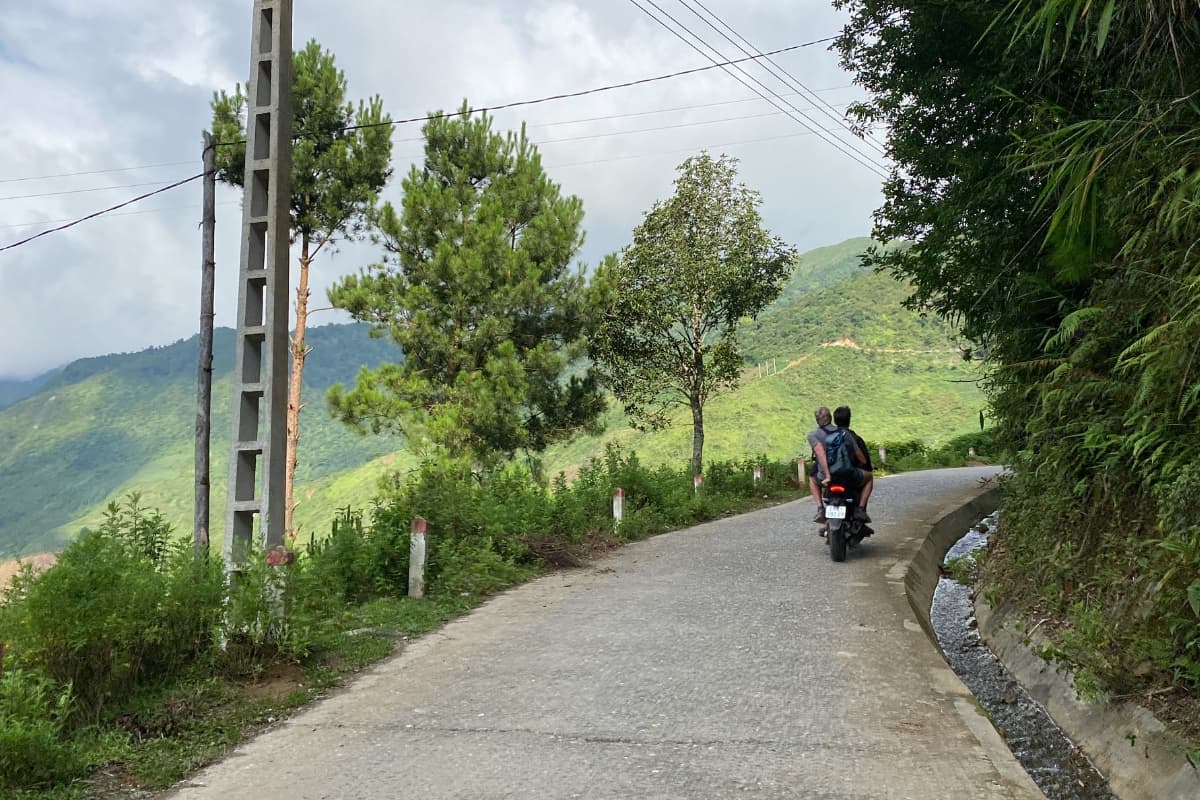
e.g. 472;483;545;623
0;0;887;379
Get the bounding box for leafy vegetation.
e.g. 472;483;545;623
0;448;804;795
835;0;1200;696
592;153;796;476
328;103;605;464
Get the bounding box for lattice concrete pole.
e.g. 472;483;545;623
224;0;293;569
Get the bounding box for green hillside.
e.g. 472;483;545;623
0;325;404;557
0;369;58;410
0;237;985;558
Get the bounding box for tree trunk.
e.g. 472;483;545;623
691;397;704;479
284;238;312;538
690;319;706;479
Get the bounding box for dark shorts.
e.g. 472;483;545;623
828;468;868;490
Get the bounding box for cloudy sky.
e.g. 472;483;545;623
0;0;887;379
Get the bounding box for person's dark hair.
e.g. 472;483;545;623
815;406;832;426
833;405;852;427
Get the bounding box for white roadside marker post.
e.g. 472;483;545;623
612;488;624;527
409;517;427;599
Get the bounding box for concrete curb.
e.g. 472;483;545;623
903;483;1002;644
900;479;1199;799
976;601;1199;800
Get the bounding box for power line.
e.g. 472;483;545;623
0;173;206;255
0;200;239;231
516;85;854;129
216;37;837;146
1;87;856;190
536;110;789;145
392;88;855;143
2;42;846;252
0;179;194;203
628;0;889;179
392;106;853;156
0;160;198;185
633;0;888;177
680;0;887;156
545;122;886;170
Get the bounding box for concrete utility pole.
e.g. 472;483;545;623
224;0;293;569
194;132;217;560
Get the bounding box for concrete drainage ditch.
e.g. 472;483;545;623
932;515;1115;799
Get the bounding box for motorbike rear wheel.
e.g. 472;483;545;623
829;520;847;562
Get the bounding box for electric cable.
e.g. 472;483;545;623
0;180;193;203
215;36;838;146
0;173;206;254
679;0;887;156
393;98;855;147
2;38;849;252
0;160;199;185
628;0;889;178
0;200;240;231
545;122;885;170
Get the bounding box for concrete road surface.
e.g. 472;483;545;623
168;466;1042;800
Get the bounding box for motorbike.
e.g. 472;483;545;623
821;482;873;562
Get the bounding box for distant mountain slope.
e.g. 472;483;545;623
741;268;958;361
0;238;984;557
0;324;402;557
541;249;980;474
0;368;60;410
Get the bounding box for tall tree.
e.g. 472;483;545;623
210;40;392;536
835;0;1200;693
326;103;605;464
591;153;795;477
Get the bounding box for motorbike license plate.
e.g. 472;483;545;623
825;505;846;520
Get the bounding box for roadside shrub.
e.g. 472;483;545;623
95;492;173;567
883;429;999;471
336;447;806;601
0;667;82;790
1153;465;1200;688
0;532;223;722
430;536;535;599
303;507;381;605
222;547;350;669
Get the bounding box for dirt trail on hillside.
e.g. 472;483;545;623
822;336;958;354
0;553;57;587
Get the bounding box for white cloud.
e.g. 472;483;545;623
0;0;884;378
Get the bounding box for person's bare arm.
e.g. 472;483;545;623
814;442;831;484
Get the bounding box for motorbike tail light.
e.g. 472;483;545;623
829;485;846;494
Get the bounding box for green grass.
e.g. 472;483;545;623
46;596;462;799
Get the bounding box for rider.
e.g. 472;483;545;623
806;407;838;523
824;405;874;522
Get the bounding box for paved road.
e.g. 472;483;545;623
169;466;1042;800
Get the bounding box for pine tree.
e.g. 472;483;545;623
327;103;605;464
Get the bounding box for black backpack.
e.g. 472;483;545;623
825;429;857;482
